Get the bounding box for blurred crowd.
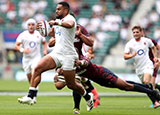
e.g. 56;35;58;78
0;0;140;63
138;0;160;44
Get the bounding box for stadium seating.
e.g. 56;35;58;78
0;0;139;66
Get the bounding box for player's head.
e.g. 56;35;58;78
56;2;70;19
132;26;142;41
26;18;36;33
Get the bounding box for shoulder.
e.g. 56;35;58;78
64;14;76;21
127;39;134;44
17;30;27;38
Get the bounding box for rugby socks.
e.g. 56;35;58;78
126;81;154;89
34;86;39;97
133;84;156;103
73;91;81;110
28;87;37;99
83;90;90;101
85;80;94;93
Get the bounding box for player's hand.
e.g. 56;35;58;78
36;22;42;31
85;52;94;60
48;28;55;37
154;61;159;69
23;48;30;54
76;25;82;36
48;20;58;26
74;59;81;68
153;57;158;63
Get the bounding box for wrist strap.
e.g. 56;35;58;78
20;48;24;53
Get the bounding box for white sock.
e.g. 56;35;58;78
83;90;87;96
29;87;36;90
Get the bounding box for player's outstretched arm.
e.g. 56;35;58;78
76;25;94;47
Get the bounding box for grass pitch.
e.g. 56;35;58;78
0;80;160;115
0;96;160;115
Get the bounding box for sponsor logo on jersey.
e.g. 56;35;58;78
29;41;36;48
137;49;144;56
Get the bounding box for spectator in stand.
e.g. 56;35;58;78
120;24;128;45
154;27;160;41
149;10;159;23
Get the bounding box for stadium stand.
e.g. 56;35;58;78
0;0;141;79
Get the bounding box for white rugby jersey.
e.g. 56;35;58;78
16;30;45;59
53;14;77;55
124;37;154;74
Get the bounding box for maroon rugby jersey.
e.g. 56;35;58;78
149;38;157;63
76;56;118;87
74;24;89;57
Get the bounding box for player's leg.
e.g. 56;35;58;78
63;70;93;111
73;91;81;114
82;78;100;108
114;78;160;108
18;55;57;104
151;68;158;88
143;73;151;84
26;73;39;103
29;55;56;97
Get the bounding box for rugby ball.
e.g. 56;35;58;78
39;20;50;37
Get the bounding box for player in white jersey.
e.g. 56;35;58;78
124;26;157;83
15;18;47;103
18;2;94;112
124;25;160;107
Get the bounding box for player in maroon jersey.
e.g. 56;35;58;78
141;28;160;91
54;55;160;109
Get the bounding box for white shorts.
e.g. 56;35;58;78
22;57;41;74
137;64;153;82
136;64;153;76
48;52;78;70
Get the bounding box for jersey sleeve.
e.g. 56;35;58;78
16;33;23;43
147;38;154;48
124;42;131;53
64;14;76;23
151;39;157;46
80;25;89;36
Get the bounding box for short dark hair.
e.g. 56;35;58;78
58;2;70;10
132;26;142;32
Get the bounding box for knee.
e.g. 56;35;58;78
143;80;150;84
33;66;42;75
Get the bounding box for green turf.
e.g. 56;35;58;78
0;80;133;93
0;96;159;115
